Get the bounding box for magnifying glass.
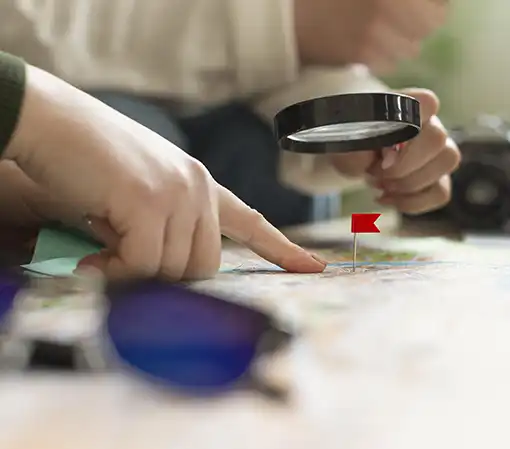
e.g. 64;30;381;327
274;92;421;154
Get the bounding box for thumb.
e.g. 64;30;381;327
398;88;440;123
75;250;110;274
77;216;161;280
74;217;118;276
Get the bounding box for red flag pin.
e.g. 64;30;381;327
351;213;381;272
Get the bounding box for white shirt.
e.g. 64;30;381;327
1;0;388;194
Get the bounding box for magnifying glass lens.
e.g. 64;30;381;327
289;121;409;143
275;93;421;153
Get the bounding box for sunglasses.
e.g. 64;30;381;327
0;273;292;400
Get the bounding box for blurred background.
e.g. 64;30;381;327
344;0;509;216
1;0;508;225
385;0;502;127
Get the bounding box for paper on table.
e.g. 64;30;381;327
21;227;245;277
22;257;83;277
31;228;102;263
22;227;103;276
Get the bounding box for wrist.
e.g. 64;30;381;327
4;64;81;166
3;64;47;162
0;53;26;159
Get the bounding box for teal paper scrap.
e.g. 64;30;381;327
22;227;103;276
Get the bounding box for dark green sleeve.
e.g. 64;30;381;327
0;52;26;156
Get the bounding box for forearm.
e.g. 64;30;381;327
0;54;64;228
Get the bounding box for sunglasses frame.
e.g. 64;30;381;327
0;274;293;400
101;278;293;400
1;274;106;371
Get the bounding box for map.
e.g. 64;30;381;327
11;232;510;348
218;235;445;275
193;235;510;331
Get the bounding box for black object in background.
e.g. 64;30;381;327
405;115;510;232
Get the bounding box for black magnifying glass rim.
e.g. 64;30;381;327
274;92;421;154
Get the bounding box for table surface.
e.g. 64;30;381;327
3;218;510;449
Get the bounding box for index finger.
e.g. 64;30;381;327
217;184;326;273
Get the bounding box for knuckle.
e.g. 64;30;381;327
187;158;214;194
188;157;210;180
242;208;266;244
171;171;193;198
126;178;161;207
246;206;265;225
130;174;191;211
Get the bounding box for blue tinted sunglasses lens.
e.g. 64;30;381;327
106;280;272;393
0;274;23;323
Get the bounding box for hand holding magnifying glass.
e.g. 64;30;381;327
275;89;460;215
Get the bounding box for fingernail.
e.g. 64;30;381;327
381;146;399;170
286;254;326;273
310;253;328;266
